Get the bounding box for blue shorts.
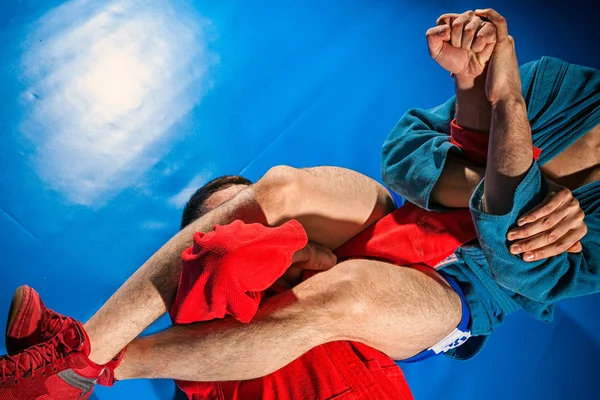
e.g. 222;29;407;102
385;185;405;209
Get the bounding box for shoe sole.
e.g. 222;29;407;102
6;285;34;341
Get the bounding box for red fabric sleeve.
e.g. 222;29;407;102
170;219;308;324
450;119;542;165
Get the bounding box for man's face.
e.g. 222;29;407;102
203;184;248;213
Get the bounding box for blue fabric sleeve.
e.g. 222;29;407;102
470;164;600;305
381;58;600;210
381;60;541;211
381;99;458;211
524;57;600;163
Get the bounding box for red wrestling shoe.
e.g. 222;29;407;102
5;286;70;355
0;287;124;399
0;321;103;400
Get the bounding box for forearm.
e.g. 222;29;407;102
455;75;491;132
484;97;533;214
431;152;484;208
429;76;489;208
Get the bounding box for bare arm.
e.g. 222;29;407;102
430;76;489;207
467;10;600;303
473;10;533;214
485;97;533;213
426;11;496;207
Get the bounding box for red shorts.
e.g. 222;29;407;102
179;341;413;400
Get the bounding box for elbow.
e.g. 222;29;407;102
380;135;398;178
380;128;412;196
254;165;301;226
381;147;401;191
381;160;410;201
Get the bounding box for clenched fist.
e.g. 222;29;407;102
426;10;497;83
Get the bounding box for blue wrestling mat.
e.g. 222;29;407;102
1;1;599;399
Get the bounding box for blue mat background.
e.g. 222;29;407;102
1;1;599;399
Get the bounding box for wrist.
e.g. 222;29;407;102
455;74;491;133
454;73;485;91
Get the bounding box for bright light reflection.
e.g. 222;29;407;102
80;46;150;118
19;0;218;206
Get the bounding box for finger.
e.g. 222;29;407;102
567;241;583;253
426;25;451;59
515;187;571;226
521;229;587;262
471;21;496;53
309;246;337;270
436;13;460;26
508;206;571;241
451;14;471;48
476;42;496;65
474;9;508;41
292;242;337;271
509;214;573;254
461;18;481;50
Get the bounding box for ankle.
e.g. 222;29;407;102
87;350;110;365
112;340;148;381
83;321;114;365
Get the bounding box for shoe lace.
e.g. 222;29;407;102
1;325;78;381
42;309;70;340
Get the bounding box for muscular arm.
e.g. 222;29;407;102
430;75;489;207
472;11;533;215
420;11;494;208
466;9;600;306
484;97;533;214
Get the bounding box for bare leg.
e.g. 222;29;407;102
114;260;461;382
85;166;395;364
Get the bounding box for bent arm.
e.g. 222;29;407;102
471;164;600;304
382;100;484;210
382;77;493;210
483;97;533;214
382;60;555;210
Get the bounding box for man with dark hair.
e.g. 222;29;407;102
181;175;252;229
0;8;597;400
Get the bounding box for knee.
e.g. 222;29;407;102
254;165;303;225
303;261;463;352
308;261;374;332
